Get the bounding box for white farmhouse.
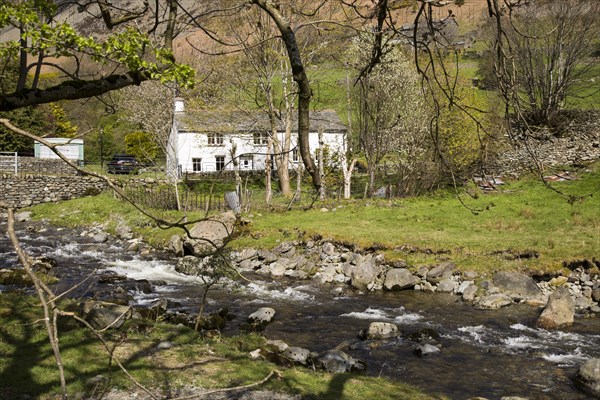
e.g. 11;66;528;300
167;98;347;178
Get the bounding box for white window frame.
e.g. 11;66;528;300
253;131;268;145
208;133;224;146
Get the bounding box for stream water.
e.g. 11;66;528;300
1;222;599;400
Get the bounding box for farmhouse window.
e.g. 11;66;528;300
292;148;299;162
240;155;253;170
253;131;268;145
216;155;225;171
192;158;202;172
208;133;224;145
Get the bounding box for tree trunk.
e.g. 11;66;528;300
265;135;273;205
367;163;376;195
318;129;325;200
342;157;357;199
251;0;321;192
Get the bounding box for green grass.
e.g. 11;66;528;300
0;293;440;399
27;162;600;276
233;163;600;274
29;192;211;248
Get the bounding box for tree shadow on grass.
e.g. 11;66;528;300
0;294;125;399
317;373;353;400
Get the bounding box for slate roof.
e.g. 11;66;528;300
175;110;347;134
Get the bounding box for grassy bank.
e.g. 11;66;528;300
0;293;439;400
28;163;600;274
233;164;600;274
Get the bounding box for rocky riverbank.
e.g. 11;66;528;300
174;238;600;316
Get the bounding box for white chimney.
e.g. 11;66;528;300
174;97;185;113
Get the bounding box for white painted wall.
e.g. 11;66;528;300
176;130;346;174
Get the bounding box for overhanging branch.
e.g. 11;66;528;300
0;71;149;112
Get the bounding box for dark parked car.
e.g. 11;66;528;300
106;154;140;174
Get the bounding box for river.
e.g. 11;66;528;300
1;221;599;400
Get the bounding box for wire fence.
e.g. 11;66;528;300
123;185;246;213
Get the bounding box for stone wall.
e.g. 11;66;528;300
0;175;107;209
488;110;600;177
15;157;81;176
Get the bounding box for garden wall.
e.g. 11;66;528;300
0;175;107;209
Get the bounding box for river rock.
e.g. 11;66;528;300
282;346;312;365
184;211;237;256
31;256;57;274
248;307;276;324
349;253;364;266
462;284;479;302
413;343;441;357
457;280;475;294
426;262;455;284
384;268;419;290
322;242;336;256
351;256;382;291
437;278;458;293
405;328;441;344
574;358;600;398
272;241;295;256
475;294;513;309
93;232;108;243
236;248;258;262
81;300;138;330
115;223;133;240
317;350;365;373
492;271;543;301
265;339;289;353
168;234;185;257
258;249;278;263
14;211;32;222
536;285;574;330
175;256;204;275
416;266;429;278
592;288;600;303
360;321;399;340
267;259;288;277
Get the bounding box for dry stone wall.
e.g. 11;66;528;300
0;175;107;209
488;110;600;177
17;157;81;176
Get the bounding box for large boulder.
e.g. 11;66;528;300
574;358;600;399
383;268;419;290
437;278;458;293
317;350;365;373
426;262;455;284
248;307;276;324
360;322;400;340
81;301;139;330
183;211;237;256
282;346;312;365
492;271;543;301
168;234;185;256
536;285;575;330
350;256;383;291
